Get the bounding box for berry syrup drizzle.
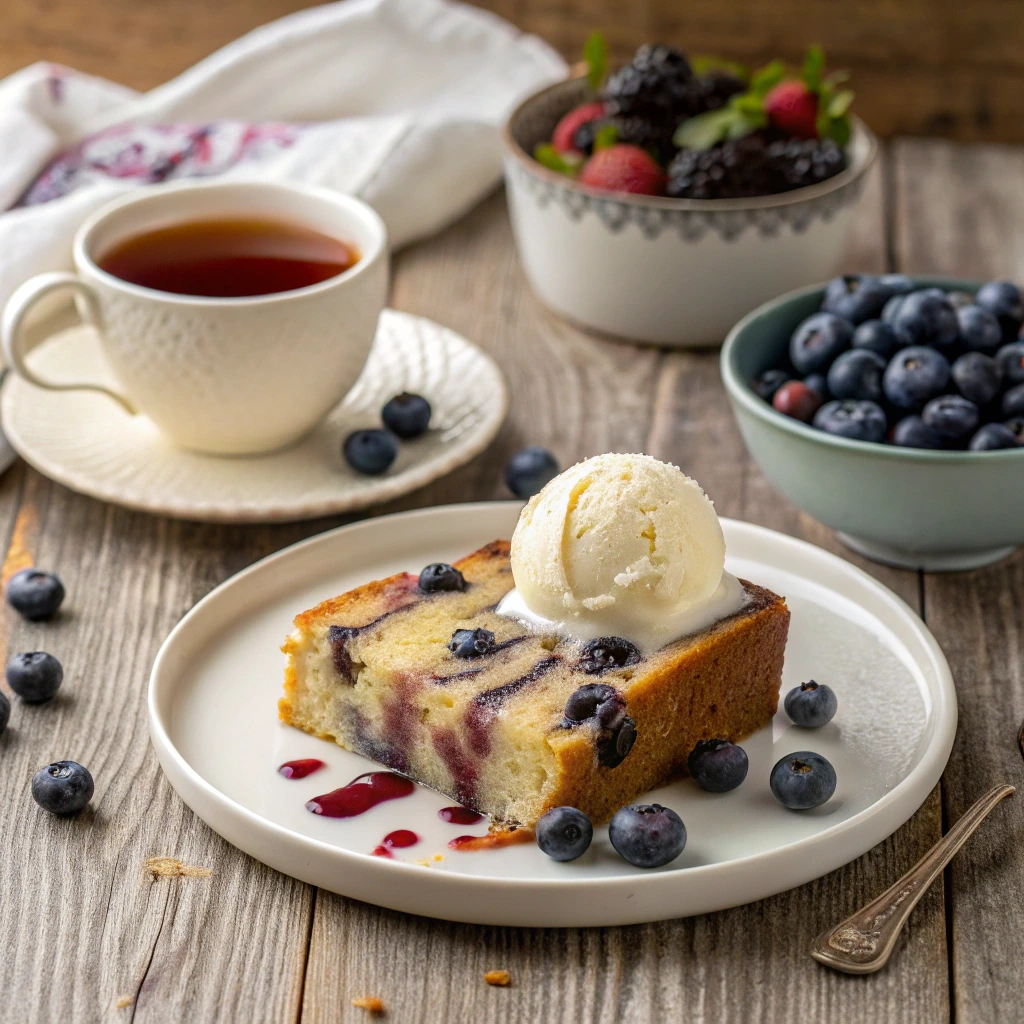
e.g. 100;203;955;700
277;758;325;779
372;829;420;858
448;829;533;852
438;806;483;825
306;771;414;818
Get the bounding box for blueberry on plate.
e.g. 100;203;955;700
6;652;63;703
1003;382;1024;418
32;760;94;816
535;806;593;861
505;446;559;499
770;752;836;810
892;289;958;349
969;423;1019;451
6;569;65;621
447;628;496;658
956;305;1002;353
922;395;979;441
772;381;822;423
752;369;791;401
608;803;687;868
381;392;432;439
975;280;1024;343
852;319;899;360
821;274;890;325
784;680;838;727
687;738;748;792
803;373;829;400
882;346;951;411
1005;417;1024;445
826;349;886;402
951;351;1003;407
813;400;888;443
892;415;943;450
0;690;9;737
996;342;1024;386
342;429;399;475
578;637;641;675
789;313;853;375
418;562;466;593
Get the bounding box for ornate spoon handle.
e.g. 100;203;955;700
811;784;1015;975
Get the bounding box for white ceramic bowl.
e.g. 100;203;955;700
503;77;877;348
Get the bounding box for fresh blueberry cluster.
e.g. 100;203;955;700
342;392;433;476
753;276;1024;451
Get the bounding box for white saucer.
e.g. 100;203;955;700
0;311;507;522
148;503;956;927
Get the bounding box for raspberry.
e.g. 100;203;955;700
578;144;666;195
552;101;606;155
764;80;819;139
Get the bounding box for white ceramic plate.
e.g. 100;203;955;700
0;310;507;522
148;503;956;927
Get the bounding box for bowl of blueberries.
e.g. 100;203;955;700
721;273;1024;570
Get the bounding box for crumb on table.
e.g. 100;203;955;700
351;995;385;1014
144;856;213;879
114;996;133;1009
484;969;511;987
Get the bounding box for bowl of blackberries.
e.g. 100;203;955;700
722;274;1024;570
503;35;876;346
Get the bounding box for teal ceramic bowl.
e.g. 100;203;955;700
721;276;1024;571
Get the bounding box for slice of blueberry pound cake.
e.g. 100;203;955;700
280;540;789;827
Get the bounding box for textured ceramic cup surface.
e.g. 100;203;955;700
721;276;1024;571
503;76;877;348
1;181;388;455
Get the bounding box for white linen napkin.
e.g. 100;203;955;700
0;0;565;313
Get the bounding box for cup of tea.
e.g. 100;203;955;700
1;180;388;455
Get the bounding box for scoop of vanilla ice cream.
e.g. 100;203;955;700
509;453;727;640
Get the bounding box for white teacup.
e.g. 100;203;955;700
1;181;388;455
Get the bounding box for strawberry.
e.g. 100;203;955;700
764;80;819;139
552;101;606;155
578;144;666;196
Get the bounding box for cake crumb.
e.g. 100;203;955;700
114;996;133;1009
432;854;444;861
484;969;511;987
144;857;212;879
351;995;385;1014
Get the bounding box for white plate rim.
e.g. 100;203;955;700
148;502;957;926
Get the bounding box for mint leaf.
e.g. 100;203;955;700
732;93;766;117
828;89;855;118
691;55;750;83
533;143;582;176
725;111;764;139
674;109;735;150
823;69;850;89
750;60;786;98
584;32;608;93
593;124;619;151
801;45;825;90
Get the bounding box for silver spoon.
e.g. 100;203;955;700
810;783;1014;974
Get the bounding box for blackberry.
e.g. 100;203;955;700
610;116;676;160
766;138;846;191
699;70;745;112
603;45;704;128
571;120;598;155
666;134;774;200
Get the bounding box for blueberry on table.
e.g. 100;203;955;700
381;392;432;440
342;429;399;475
892;415;944;450
770;751;836;810
32;761;94;816
969;423;1019;451
956;305;1002;353
772;381;822;423
752;369;791;401
418;562;466;594
783;680;838;727
975;280;1024;343
6;652;63;703
6;569;65;621
447;628;496;658
826;349;886;402
0;690;8;737
852;319;899;360
802;374;829;400
882;346;951;411
687;738;749;792
813;400;887;443
1002;382;1024;418
821;274;890;325
892;289;958;349
922;395;979;441
505;446;559;500
789;313;853;375
996;342;1024;386
951;352;1003;408
609;803;687;868
535;806;593;861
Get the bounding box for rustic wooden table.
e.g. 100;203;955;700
0;131;1022;1022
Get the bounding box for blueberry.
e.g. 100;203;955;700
969;423;1019;451
0;690;8;737
892;289;958;349
535;806;593;861
6;569;65;621
381;392;432;439
996;342;1024;386
881;294;906;324
563;682;625;726
687;738;748;793
947;289;976;310
342;429;398;475
892;415;943;450
878;273;914;298
752;369;791;401
770;751;836;810
883;346;951;411
789;313;854;375
922;395;979;441
852;319;899;360
956;305;1002;353
821;275;890;325
826;349;885;402
31;760;94;816
951;352;1003;407
6;652;63;703
803;373;829;400
505;446;559;499
1003;382;1024;418
608;803;686;868
976;280;1024;343
1005;417;1024;445
418;562;466;593
447;628;495;658
813;400;887;443
773;381;822;423
600;715;637;768
579;636;641;675
783;680;838;727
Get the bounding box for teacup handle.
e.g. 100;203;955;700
1;272;136;413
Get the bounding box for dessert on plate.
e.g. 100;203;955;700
280;454;789;826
